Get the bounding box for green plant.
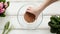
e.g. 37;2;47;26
2;21;13;34
48;15;60;34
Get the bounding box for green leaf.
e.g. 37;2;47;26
0;13;6;17
2;29;5;34
4;22;10;30
6;27;12;34
48;22;56;28
58;16;60;22
59;16;60;19
0;0;6;2
50;28;58;33
48;21;54;27
51;20;57;25
57;31;60;34
2;22;10;34
50;15;60;25
50;16;59;22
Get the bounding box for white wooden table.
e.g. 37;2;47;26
0;0;60;34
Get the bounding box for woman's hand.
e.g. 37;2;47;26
24;0;58;23
24;7;40;23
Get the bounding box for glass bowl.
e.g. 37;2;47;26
17;3;43;29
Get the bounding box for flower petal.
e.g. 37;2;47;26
0;2;3;9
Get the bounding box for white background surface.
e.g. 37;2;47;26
0;0;60;34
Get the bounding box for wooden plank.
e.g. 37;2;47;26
5;1;60;16
0;30;52;34
6;0;44;2
0;16;51;29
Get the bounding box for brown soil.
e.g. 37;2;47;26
24;12;36;23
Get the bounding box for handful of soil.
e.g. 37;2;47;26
24;12;36;23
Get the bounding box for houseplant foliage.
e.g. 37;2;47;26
0;0;9;17
48;15;60;34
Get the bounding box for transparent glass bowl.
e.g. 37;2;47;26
17;3;43;29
